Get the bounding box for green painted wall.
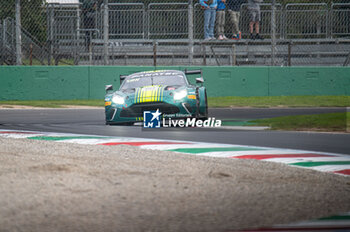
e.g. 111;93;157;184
268;67;350;96
0;66;349;100
0;66;89;100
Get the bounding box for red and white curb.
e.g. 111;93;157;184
0;129;350;176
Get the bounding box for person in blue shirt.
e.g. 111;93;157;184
200;0;218;40
216;0;227;40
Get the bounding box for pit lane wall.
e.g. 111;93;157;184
0;66;349;100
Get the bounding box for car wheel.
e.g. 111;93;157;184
201;91;208;120
195;88;200;119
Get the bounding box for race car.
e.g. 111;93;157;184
104;70;208;125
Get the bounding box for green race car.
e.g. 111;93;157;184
104;70;208;125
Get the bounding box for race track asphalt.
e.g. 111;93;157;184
0;107;349;155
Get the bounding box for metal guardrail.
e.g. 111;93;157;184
73;38;350;67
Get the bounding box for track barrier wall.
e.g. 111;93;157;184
0;66;349;100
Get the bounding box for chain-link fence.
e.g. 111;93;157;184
1;0;350;66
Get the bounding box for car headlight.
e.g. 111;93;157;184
173;89;187;100
112;95;125;105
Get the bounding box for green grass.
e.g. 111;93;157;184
250;112;350;132
1;96;349;108
0;100;104;108
208;96;350;108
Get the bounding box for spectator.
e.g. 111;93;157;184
80;0;98;49
226;0;245;40
200;0;218;40
216;0;227;40
248;0;264;40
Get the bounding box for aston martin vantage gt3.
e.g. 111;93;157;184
104;70;208;125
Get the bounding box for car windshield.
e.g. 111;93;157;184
120;72;187;90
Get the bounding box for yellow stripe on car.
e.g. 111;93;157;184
140;87;144;103
157;87;161;102
134;89;138;103
187;95;196;99
154;88;158;102
137;86;163;103
105;101;111;106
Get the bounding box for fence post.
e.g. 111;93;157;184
153;41;157;66
103;0;109;65
201;43;206;65
288;41;292;66
271;0;276;66
48;4;54;65
15;0;22;65
76;5;81;65
3;19;7;58
188;0;194;65
231;44;236;66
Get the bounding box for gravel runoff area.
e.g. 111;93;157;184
1;138;350;232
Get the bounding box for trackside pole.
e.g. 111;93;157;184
15;0;22;65
271;0;276;66
188;0;194;65
103;0;109;65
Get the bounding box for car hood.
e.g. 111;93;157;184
120;85;185;103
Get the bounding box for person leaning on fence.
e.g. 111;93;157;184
80;0;98;49
226;0;245;40
200;0;218;41
248;0;264;40
216;0;227;40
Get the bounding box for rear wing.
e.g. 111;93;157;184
120;75;128;85
184;69;204;84
184;69;202;75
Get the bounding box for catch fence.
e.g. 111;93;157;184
1;1;349;66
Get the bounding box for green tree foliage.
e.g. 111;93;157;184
1;0;47;43
1;0;15;20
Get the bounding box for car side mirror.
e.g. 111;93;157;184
105;85;113;93
196;77;204;84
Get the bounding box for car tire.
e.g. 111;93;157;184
121;122;134;126
105;121;134;126
201;91;208;120
195;88;201;119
